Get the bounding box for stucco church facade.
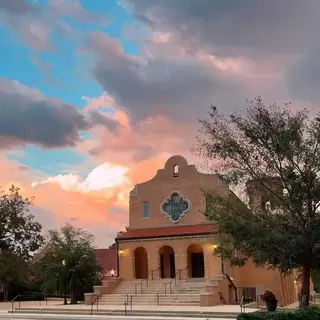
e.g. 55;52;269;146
113;155;298;306
87;155;299;307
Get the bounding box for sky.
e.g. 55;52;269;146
1;0;320;247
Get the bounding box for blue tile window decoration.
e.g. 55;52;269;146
161;192;191;223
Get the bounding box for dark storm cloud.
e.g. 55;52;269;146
122;0;320;108
89;110;120;134
87;32;246;122
124;0;320;57
0;79;120;149
285;48;320;107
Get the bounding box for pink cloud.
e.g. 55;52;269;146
0;155;128;247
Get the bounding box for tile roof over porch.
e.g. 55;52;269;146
116;224;214;241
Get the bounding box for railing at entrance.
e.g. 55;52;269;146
219;292;227;304
11;295;48;314
237;287;257;303
156;266;189;305
90;295;99;315
167;269;180;294
240;295;254;313
135;268;160;294
124;292;133;316
225;274;239;302
239;290;257;313
156;282;169;305
151;267;160;280
240;296;246;313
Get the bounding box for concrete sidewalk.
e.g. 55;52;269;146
0;312;238;320
1;300;259;320
0;299;61;311
5;301;257;313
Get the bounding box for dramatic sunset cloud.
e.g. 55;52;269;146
1;0;319;247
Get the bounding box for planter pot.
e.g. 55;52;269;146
265;300;278;312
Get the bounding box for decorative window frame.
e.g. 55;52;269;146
142;201;150;219
160;191;192;223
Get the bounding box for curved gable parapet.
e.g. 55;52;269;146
164;155;189;170
129;155;227;197
132;168;162;189
131;155;193;190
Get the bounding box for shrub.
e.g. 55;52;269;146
237;307;320;320
260;291;277;302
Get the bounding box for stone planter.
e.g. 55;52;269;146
265;299;278;312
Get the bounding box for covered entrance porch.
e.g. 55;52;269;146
116;224;219;281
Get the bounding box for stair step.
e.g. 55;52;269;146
97;277;220;306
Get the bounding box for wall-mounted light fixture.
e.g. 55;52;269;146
119;249;123;256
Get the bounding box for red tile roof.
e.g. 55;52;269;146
116;224;214;240
95;248;117;273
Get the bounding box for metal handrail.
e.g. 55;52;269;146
168;271;178;294
11;294;48;313
90;295;99;315
156;265;189;305
135;269;151;294
151;267;160;280
11;295;22;313
219;291;227;304
225;274;238;302
156;282;169;305
168;265;188;294
124;293;133;315
183;264;189;274
135;267;160;294
240;295;246;313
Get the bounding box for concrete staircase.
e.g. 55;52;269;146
98;277;218;306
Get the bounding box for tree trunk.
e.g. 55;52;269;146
3;285;9;301
63;291;67;305
70;291;77;304
299;264;311;308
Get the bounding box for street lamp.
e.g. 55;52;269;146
62;260;67;304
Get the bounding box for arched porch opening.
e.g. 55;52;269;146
187;244;205;278
159;246;176;278
134;247;148;279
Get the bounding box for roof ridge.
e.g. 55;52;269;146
116;224;214;241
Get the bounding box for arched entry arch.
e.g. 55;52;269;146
187;244;205;278
134;247;148;279
159;246;176;278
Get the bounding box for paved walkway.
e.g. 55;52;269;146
0;311;239;320
0;300;260;320
1;301;257;313
0;300;60;311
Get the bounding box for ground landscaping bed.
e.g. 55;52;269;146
237;307;320;319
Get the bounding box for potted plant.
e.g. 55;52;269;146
260;290;278;312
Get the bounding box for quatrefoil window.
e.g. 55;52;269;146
161;192;191;223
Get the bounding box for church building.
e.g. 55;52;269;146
87;155;298;307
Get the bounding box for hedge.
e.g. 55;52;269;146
237;307;320;320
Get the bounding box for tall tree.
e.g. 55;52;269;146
0;250;28;300
0;185;43;300
41;224;102;304
194;98;320;307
